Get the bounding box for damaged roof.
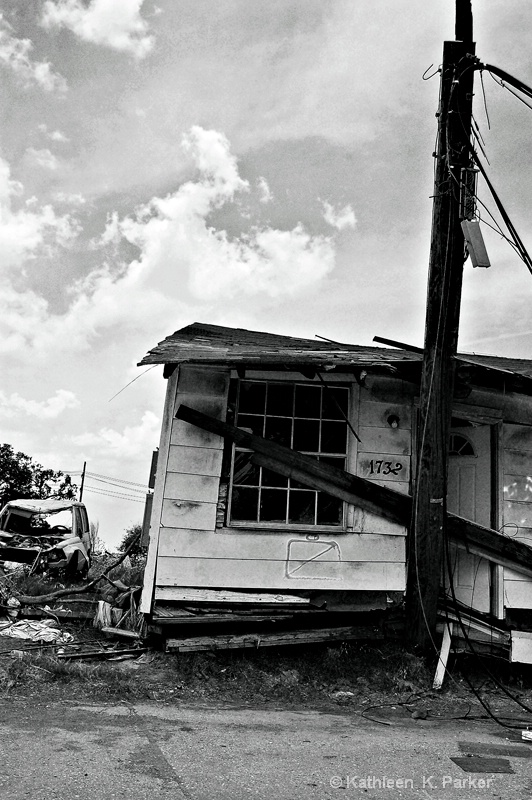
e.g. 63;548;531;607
139;322;421;370
138;322;532;384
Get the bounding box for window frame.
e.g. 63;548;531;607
226;377;352;531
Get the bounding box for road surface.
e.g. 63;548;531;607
0;698;530;799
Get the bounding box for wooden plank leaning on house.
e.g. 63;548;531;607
176;404;410;525
175;404;532;578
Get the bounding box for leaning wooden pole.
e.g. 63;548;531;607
407;1;476;650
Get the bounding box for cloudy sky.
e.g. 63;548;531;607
1;0;532;546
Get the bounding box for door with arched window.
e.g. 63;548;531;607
447;424;492;613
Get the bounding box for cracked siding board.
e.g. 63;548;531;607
161;497;218;530
155;529;405;591
167;446;223;476
351;507;408;534
358;400;413;430
157;529;405;562
164;473;220;504
356;427;411;456
156;555;405;591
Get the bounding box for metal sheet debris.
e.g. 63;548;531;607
0;619;74;643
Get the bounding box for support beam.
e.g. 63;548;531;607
175;404;410;524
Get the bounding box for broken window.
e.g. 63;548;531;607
228;379;349;527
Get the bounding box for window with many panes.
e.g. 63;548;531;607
228;380;349;527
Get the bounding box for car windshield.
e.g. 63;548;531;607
4;508;72;537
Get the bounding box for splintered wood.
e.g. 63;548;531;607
165;625;381;653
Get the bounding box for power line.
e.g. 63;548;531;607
85;475;146;494
83;486;146;503
86;471;148;488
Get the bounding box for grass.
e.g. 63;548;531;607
0;640;437;704
2;635;532;724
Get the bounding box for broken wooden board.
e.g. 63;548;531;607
154;587;311;605
20;608;94;621
433;622;453;691
100;627;141;640
436;611;510;644
165;625;381;652
57;647;148;660
151;613;299;626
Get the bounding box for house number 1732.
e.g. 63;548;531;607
369;459;403;476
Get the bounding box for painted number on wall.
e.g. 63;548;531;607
369;459;404;476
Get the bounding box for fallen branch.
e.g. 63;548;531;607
12;533;141;606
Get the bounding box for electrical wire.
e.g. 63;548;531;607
443;518;532;727
86;472;147;488
84;475;146;494
84;484;146;499
83;486;146;503
479;70;491;129
471;149;532;274
108;364;159;403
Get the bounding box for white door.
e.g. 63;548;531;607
447;425;492;613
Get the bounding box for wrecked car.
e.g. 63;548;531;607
0;499;91;577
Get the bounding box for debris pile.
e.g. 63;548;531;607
0;531;146;658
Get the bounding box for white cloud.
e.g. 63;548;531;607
257;177;273;204
118;126;335;300
0;14;66;92
0;126;343;355
25;147;60;171
42;0;154;59
322;200;356;231
0;155;79;271
94;210;120;247
71;410;159;459
53;191;86;206
0;389;79;420
38;124;69;143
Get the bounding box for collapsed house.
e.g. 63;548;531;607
138;322;532;660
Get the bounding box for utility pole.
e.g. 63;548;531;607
79;461;86;502
407;0;476;650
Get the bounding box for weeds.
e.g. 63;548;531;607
0;639;433;705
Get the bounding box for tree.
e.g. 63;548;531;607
89;521;105;555
118;523;146;558
0;443;78;508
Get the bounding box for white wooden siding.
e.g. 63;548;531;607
149;369;410;601
353;393;413;537
151;365;230;597
156;529;405;590
140;366;180;613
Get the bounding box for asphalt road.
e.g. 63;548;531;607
0;699;531;799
